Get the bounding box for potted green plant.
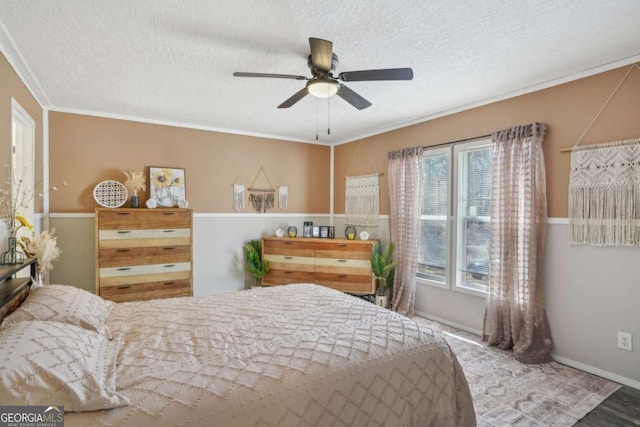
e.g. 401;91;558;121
243;239;270;288
371;242;397;308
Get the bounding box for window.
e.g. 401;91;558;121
417;138;492;295
417;148;450;284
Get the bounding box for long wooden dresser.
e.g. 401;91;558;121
262;237;377;294
95;208;193;302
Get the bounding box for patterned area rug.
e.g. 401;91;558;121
415;318;621;426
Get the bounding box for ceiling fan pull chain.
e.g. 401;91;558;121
315;100;319;141
327;97;331;135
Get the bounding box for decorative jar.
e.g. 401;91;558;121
345;226;357;240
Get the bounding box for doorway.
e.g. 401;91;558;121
10;98;35;237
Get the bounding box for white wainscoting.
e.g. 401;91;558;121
49;214;639;388
49;213;331;296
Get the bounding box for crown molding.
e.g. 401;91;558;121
0;19;51;107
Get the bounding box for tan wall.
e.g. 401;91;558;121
0;53;43;211
334;64;640;218
49;112;330;213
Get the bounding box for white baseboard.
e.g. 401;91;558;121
416;310;640;391
414;310;483;336
551;354;640;391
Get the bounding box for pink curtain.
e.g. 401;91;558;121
387;147;423;316
483;123;552;363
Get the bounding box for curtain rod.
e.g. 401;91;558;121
422;134;492;150
423;122;544;150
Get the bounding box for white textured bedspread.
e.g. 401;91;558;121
66;284;475;426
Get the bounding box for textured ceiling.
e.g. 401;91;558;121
1;0;640;144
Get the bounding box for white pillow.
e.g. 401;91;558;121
1;285;114;338
0;320;129;411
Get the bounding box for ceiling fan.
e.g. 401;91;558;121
233;37;413;110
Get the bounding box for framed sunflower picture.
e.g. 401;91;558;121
149;166;186;207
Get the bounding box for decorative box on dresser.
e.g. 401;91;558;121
262;237;377;294
95;208;193;302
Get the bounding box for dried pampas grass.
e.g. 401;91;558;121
19;228;62;275
123;170;146;196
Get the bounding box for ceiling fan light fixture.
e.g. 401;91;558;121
306;78;339;98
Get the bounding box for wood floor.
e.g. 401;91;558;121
576;385;640;426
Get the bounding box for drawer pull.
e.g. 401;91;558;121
118;285;131;289
338;274;347;278
117;267;131;271
163;247;176;250
284;256;293;260
284;241;294;245
117;230;131;234
116;249;131;252
337;259;348;263
163;229;176;233
117;212;131;216
284;271;293;274
338;243;347;247
163;281;176;286
164;264;176;268
163;212;176;216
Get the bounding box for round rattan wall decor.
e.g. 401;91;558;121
93;180;129;208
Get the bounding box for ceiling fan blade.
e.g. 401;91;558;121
277;87;309;108
338;68;413;82
336;85;372;110
233;72;307;80
309;38;333;72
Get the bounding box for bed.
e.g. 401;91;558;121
0;282;476;426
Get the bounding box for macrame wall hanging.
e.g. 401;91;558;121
569;138;640;246
565;64;640;247
344;142;382;226
248;167;275;213
345;174;380;226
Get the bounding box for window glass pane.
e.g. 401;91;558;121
458;146;492;292
418;152;449;282
464;149;492;217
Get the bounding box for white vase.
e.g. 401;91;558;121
32;271;44;289
375;294;388;308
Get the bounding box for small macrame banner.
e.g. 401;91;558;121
278;185;288;211
569;137;640;246
232;184;244;212
345;173;379;226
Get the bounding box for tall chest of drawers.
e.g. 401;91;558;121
262;237;377;294
95;208;193;302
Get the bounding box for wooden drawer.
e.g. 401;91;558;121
262;239;316;257
100;279;191;303
263;269;315;285
314;241;373;259
263;254;315;272
314;257;370;270
314;272;375;294
97;209;192;229
99;246;191;268
98;229;191;249
99;262;191;287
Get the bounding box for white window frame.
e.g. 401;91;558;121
417;137;492;298
416;146;451;290
452;138;492;297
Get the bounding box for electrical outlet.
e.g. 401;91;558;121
617;331;633;351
